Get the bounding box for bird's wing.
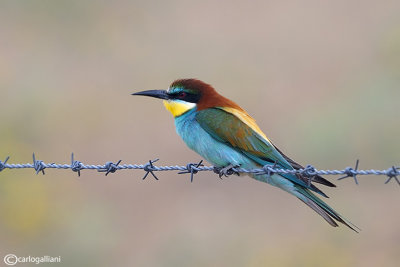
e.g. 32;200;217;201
196;107;328;195
196;107;291;168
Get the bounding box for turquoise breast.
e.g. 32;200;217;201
174;109;253;168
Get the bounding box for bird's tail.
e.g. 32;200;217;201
293;186;359;232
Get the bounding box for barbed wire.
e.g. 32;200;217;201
0;153;399;186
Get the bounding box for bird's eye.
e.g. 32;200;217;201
178;92;186;99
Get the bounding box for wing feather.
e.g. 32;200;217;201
195;107;329;196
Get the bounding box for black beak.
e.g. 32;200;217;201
131;90;169;100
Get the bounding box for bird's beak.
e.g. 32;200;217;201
131;90;169;100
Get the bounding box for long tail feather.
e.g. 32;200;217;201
294;186;360;232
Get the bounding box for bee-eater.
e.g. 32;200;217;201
132;79;357;231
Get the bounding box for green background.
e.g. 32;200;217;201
0;1;399;266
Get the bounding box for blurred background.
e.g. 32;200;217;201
0;0;399;266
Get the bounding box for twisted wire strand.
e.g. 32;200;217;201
0;153;398;185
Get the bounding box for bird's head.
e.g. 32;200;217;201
132;79;242;117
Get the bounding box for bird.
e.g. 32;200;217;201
132;79;358;232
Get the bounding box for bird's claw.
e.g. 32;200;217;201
213;164;240;178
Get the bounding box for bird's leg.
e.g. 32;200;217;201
213;164;240;178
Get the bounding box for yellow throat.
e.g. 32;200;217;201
163;100;196;117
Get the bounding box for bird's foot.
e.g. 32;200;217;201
213;164;240;178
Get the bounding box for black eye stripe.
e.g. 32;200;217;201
169;92;201;103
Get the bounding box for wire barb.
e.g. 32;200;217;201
70;153;83;176
338;159;360;185
260;161;278;178
301;165;317;187
142;159;159;180
178;160;203;182
32;153;46;175
98;160;122;176
385;166;400;185
0;156;10;172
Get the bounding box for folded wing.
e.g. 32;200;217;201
196;107;331;197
